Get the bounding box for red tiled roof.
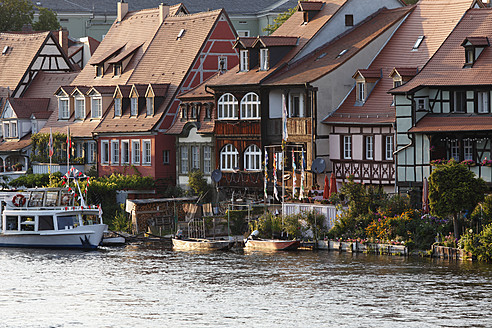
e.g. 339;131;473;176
253;36;298;47
393;8;492;94
354;68;382;79
7;98;49;119
0;133;32;152
31;111;52;119
409;115;492;132
299;1;324;11
324;0;474;125
234;37;256;49
107;43;143;64
461;36;489;46
178;73;217;100
390;67;418;78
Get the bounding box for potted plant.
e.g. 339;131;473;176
13;163;23;171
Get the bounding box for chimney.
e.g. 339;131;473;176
117;1;129;22
58;28;69;56
159;3;169;25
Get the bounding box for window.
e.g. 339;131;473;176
203;146;211;174
96;65;104;77
75;97;85;120
464;139;474;161
132;140;140;164
240;50;249;72
113;63;122;76
114;98;122;117
191;146;200;170
91;97;102;118
3;123;9;138
218;56;227;71
121;141;129;164
31;121;37;134
237;30;250;37
101;141;109;164
357;82;365;102
450;140;459;161
180;104;188;120
111;141;119;165
143;140;151;165
365;136;374;160
75;142;83;158
146;97;154;116
240;92;260;119
181;146;188;174
131;97;138;116
87;142;96;164
345;14;354;26
452;91;467;113
413;36;425;50
11;122;17;137
385;136;394;160
343;136;352;159
416;98;427;111
59;98;69;119
57;215;78;230
218;93;238;119
244;144;262;171
205;103;212;120
163;150;170;165
260;48;269;71
289;93;302;117
465;48;474;65
190;104;198;119
477;91;489;113
220;144;238;171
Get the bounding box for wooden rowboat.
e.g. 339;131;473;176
172;238;233;251
244;239;300;251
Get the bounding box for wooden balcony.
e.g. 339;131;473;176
266;118;312;142
332;160;394;184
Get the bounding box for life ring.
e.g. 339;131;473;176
12;194;26;207
61;194;71;205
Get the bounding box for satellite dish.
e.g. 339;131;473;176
211;169;223;182
311;158;326;174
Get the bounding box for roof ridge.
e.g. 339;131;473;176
166;8;223;19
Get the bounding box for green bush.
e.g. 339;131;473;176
460;224;492;262
9;172;63;188
111;204;131;232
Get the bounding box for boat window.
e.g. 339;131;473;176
38;216;54;231
60;192;73;206
20;216;35;231
82;214;98;225
6;216;18;230
45;191;59;207
57;215;79;230
28;191;45;207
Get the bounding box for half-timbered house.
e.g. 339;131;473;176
392;7;492;191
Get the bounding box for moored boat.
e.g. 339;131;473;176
244;230;300;251
0;188;107;249
172;237;233;251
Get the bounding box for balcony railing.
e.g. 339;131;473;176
332;160;394;184
287;118;311;137
219;171;263;188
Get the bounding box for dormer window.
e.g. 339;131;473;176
461;37;489;68
146;97;154;116
96;65;104;77
240;50;249;72
357;82;365;102
131;97;138;116
190;103;198;119
91;96;102;118
260;49;269;71
345;14;354;27
218;56;227;72
412;36;425;51
74;96;85;120
114;97;122;117
180;104;188;120
59;97;69;119
113;63;122;76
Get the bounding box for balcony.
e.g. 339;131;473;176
332;160;394;184
266;118;312;142
219;171;264;188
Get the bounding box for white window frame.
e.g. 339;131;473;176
240;50;249;72
142;140;151;165
416;97;428;111
11;121;17;138
412;36;424;50
365;136;374;160
132;140;140;165
464;139;473;161
181;146;189;174
3;123;9;138
237;30;250;37
218;56;227;71
87;141;96;164
121;140;129;164
131;97;138;116
260;48;269;71
146;97;154;116
220;144;238;171
357;82;365;102
450;140;459;161
31;120;38;134
101;140;109;164
163;150;170;165
111;140;119;165
59;97;69;119
191;146;200;170
74;96;85;120
343;135;352;159
91;96;102;118
114;97;122;117
385;135;394;160
203;146;211;174
477;91;489;113
240;92;260;119
218;93;238;119
289;93;304;118
244;144;262;171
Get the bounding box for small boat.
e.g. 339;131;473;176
0;187;107;249
172;237;232;251
244;230;300;251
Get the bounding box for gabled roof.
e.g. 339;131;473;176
461;36;490;46
30;111;52;120
409;114;492;132
234;37;257;49
4;98;50;119
298;1;325;11
107;43;143;64
0;133;32;152
353;68;382;79
393;8;492;94
253;36;299;48
324;0;475;125
389;67;418;79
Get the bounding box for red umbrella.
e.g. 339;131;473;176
329;173;337;198
422;177;429;214
323;174;329;199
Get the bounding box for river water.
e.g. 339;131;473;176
1;243;492;328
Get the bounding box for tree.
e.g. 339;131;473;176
188;170;210;201
429;161;487;238
33;7;60;31
0;0;34;31
263;7;296;35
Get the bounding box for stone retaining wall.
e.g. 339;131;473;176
318;240;408;256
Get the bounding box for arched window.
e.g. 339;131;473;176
220;144;238;171
244;144;262;171
218;93;238;119
240;92;260;119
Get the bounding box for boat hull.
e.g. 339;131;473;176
0;224;107;249
172;238;232;251
244;239;300;251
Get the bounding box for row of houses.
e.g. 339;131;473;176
1;0;492;201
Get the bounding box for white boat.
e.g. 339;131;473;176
0;188;107;249
172;237;233;251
